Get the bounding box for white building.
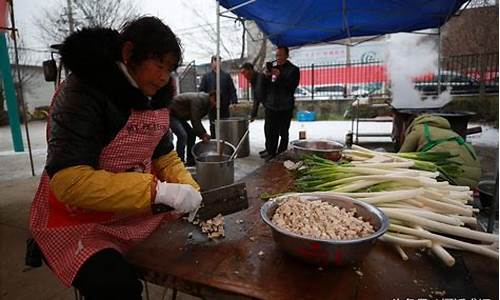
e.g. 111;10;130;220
289;39;387;66
16;65;55;112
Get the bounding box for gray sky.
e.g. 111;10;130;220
11;0;243;65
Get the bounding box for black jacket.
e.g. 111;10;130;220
45;27;174;177
249;72;267;118
198;70;237;107
265;61;300;111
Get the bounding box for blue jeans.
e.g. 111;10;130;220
170;117;196;163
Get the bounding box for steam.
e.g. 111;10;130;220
386;33;452;109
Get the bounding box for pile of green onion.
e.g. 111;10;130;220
278;145;498;266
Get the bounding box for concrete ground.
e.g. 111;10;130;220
0;119;497;299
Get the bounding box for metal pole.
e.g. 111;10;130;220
66;0;74;34
0;33;23;152
437;27;442;95
342;0;352;98
220;0;256;14
350;96;354;132
9;0;35;176
355;96;360;144
311;63;314;100
346;38;351;99
216;0;221;154
346;42;351;64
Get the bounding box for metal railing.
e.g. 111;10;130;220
416;53;499;95
296;59;388;100
178;60;198;94
227;52;498;101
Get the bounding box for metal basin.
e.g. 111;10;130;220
260;194;389;266
290;139;343;161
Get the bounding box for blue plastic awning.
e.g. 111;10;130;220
219;0;468;47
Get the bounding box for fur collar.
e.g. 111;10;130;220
60;27;172;110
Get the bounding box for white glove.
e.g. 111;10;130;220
154;181;202;213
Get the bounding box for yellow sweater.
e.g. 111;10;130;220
50;151;199;212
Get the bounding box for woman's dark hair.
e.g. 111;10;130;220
120;16;183;69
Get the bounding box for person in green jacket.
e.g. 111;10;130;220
399;114;481;188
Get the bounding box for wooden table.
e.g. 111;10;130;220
126;159;498;300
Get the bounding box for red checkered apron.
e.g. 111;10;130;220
29;90;180;286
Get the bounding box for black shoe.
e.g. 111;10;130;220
25;238;43;268
264;155;276;162
259;150;268;155
259;150;268;158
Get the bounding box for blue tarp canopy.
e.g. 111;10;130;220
219;0;468;47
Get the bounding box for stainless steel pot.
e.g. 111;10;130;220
216;117;250;158
192;139;235;159
261;194;389;266
192;140;236;191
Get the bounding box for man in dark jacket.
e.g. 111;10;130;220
170;92;215;166
263;46;300;159
240;62;268;157
199;56;238;138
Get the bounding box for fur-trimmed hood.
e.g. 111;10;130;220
60;27;172;110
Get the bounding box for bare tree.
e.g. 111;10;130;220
245;21;271;71
468;0;497;8
240;19;246;60
253;39;268;71
179;1;241;60
0;38;38;125
10;41;38;96
173;2;271;70
442;3;498;97
442;3;498;56
34;0;140;47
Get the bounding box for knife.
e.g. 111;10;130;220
151;182;248;221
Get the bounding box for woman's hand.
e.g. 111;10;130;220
154;181;202;213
